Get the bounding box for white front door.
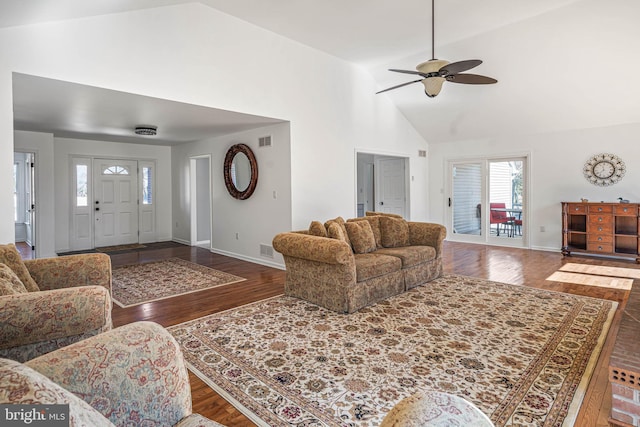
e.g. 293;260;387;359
93;159;139;247
376;157;406;217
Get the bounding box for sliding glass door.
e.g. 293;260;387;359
451;162;484;241
448;156;527;247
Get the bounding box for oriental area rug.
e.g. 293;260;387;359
111;258;245;307
168;274;617;427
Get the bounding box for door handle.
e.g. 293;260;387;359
448;198;451;207
379;202;384;205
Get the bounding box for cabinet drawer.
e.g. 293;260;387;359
567;204;586;213
587;222;613;234
589;214;613;225
587;242;614;253
589;204;613;214
614;205;637;216
588;234;614;244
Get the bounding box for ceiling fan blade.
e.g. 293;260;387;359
389;69;427;77
376;79;423;94
439;59;482;76
445;73;497;84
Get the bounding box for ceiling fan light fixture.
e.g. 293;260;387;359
416;59;449;74
422;77;445;98
134;125;157;136
418;59;449;97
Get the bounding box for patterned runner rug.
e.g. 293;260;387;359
169;274;617;427
112;258;245;307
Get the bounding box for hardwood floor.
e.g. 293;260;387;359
109;241;633;427
15;241;34;260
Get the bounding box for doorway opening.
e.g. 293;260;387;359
190;155;212;248
13;151;36;259
356;152;409;218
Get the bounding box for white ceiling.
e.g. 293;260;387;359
6;0;639;145
12;74;285;146
0;0;582;67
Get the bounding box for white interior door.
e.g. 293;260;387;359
94;159;139;247
376;157;407;217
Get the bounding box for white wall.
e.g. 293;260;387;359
429;123;640;251
53;137;172;253
0;3;429;250
172;123;291;267
14;131;56;257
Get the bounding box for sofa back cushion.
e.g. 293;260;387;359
365;211;403;219
0;244;39;292
345;221;377;254
0;263;28;295
324;217;351;248
347;216;382;249
308;221;328;237
327;222;348;243
379;217;410;248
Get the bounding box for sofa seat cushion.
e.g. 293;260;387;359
354;253;402;282
375;246;437;268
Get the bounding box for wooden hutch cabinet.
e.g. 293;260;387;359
562;202;640;262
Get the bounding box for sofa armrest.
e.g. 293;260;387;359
408;222;447;258
24;253;112;294
273;232;354;265
0;286;112;352
26;321;192;427
0;359;115;426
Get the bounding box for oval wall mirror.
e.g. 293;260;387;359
224;143;258;200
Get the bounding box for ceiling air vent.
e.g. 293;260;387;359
258;135;272;147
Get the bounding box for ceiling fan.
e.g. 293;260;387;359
376;0;497;98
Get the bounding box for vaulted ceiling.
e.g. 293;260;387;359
5;0;640;144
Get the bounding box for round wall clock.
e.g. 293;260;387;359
583;153;626;186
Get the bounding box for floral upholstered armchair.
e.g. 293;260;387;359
0;244;113;362
0;321;225;426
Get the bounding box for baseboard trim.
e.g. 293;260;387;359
172;237;190;246
210;248;285;270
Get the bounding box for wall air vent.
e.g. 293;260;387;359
418;150;427;157
259;135;272;147
260;244;274;258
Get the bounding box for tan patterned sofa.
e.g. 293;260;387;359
0;244;113;362
272;213;446;313
0;321;224;426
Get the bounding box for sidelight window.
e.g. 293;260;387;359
142;166;152;205
76;164;88;207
